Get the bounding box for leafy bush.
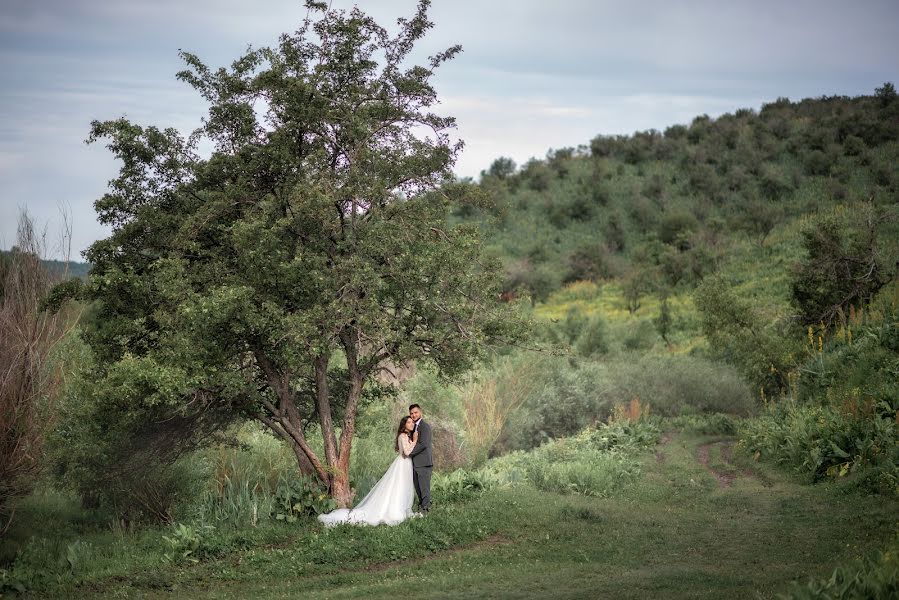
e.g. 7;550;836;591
162;523;217;564
695;274;798;396
739;400;898;493
519;421;657;497
526;451;639;497
432;468;503;502
666;413;739;436
576;315;610;357
271;476;336;523
622;320;656;350
500;354;753;452
790;208;893;326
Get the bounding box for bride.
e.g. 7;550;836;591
318;416;418;527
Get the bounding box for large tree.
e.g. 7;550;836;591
75;1;522;507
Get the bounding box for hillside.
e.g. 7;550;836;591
462;85;899;310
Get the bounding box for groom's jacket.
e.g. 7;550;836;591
409;419;433;468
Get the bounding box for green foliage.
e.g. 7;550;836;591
516;421;657;497
162;523;218;564
500;354;753;452
575;314;610;357
561;305;589;345
431;468;503;502
653;293;673;346
67;1;525;506
271;477;336;523
795;293;899;409
875;81;897;107
790;207;895;326
665;413;739;436
621;319;656;350
483;156;516;180
657;209;699;246
695;274;798;395
739;400;898;493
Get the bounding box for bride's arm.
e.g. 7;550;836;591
402;434;417;456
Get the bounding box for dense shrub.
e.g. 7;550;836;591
695;275;799;396
666;413;739;436
657;210;699;245
790;209;893;326
739;400;897;494
575;315;610;357
488;420;657;497
500;354;754;452
564;244;616;282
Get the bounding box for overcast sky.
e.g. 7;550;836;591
1;0;897;260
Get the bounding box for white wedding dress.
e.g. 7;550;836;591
317;435;416;527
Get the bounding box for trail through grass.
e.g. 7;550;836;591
70;432;898;599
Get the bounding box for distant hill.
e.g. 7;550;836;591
458;84;899;306
0;250;91;280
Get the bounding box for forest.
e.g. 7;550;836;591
1;4;897;598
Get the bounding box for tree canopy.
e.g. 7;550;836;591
65;0;524;507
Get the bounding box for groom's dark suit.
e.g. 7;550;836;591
408;418;433;512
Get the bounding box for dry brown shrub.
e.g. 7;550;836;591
0;211;76;534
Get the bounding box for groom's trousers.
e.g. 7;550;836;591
413;465;432;511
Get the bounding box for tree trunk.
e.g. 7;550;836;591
330;473;354;508
327;328;366;508
288;439;316;476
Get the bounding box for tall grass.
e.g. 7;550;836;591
461;355;539;466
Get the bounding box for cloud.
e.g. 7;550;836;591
1;0;898;258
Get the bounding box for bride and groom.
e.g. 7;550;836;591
318;404;432;527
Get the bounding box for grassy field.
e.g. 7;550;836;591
49;431;896;599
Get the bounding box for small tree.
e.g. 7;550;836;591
695;275;795;396
654;291;673;348
790;208;892;326
875;82;897;107
483;156;516;180
71;1;524;507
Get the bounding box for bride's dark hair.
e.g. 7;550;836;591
395;416;413;452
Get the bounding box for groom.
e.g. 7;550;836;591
407;404;432;514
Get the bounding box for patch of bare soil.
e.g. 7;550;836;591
697;440;737;487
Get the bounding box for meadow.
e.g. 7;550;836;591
3;85;899;598
3;415;897;599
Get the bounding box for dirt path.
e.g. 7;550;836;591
696;439;738;487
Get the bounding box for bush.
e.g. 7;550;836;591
526;451;639;497
431;468;502;502
658;210;699;245
695;275;798;396
622;320;656;350
600;354;756;417
666;413;739;436
500;354;754;452
271;476;336;523
576;315;610;357
790;209;892;326
739;400;898;493
518;420;657;497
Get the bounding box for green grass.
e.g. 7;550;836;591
19;431;895;599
